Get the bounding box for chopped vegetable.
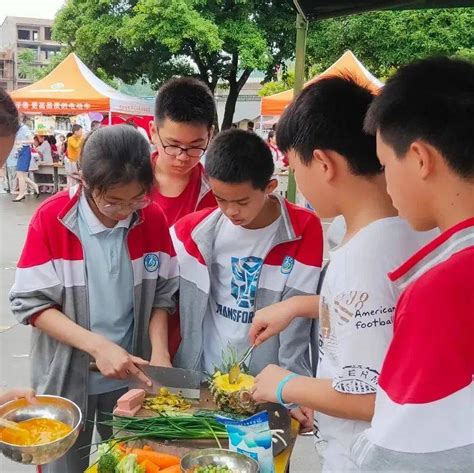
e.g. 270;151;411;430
116;453;145;473
160;465;181;473
97;442;122;473
193;466;233;473
143;388;192;413
97;453;119;473
139;459;161;473
123;447;180;468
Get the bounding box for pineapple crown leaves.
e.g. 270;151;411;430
208;344;250;378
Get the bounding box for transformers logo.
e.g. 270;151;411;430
230;256;263;308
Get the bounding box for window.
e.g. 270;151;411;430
44;27;52;40
44;49;58;60
0;62;5;78
32;30;39;41
18;29;30;40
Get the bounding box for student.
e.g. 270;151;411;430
36;132;53;164
47;135;59;161
249;77;435;472
3;114;32;194
172;129;323;386
65;124;83;188
57;134;66;159
350;57;474;471
149;77;217;224
66;124;83;162
10;125;178;472
90;120;101;132
149;77;217;355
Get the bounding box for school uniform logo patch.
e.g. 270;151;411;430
231;256;263;309
281;256;295;275
144;253;160;272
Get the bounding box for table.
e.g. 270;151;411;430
35;163;67;194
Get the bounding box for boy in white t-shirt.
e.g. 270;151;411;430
249;77;436;472
172;130;324;406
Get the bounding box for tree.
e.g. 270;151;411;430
258;64;326;97
259;71;294;97
307;8;474;80
18;48;72;83
17;49;40;80
53;0;296;129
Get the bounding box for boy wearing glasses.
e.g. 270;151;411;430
149;77;217;226
149;77;218;356
171;130;323;392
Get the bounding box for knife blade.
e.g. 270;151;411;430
128;365;203;399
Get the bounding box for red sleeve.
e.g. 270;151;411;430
379;248;474;404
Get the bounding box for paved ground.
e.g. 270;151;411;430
0;193;322;473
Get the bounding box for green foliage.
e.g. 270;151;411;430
259;71;294;96
306;8;474;80
17;49;38;80
52;0;296;127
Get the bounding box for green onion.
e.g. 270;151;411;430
98;412;228;442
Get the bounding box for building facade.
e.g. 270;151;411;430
0;16;62;91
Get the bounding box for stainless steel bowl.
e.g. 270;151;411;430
0;395;82;465
181;448;260;472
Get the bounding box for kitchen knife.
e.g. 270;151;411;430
128;365;203;399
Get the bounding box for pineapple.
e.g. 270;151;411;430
209;346;256;415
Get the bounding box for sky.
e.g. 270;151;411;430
0;0;65;23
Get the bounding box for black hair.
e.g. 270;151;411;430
155;77;215;128
90;120;101;129
0;87;19;138
267;131;275;142
205;129;274;190
247;121;255;130
47;135;56;145
277;76;381;176
72;124;82;133
365;56;474;179
80;125;154;195
64;132;72;153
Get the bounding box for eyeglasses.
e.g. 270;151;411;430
156;130;209;158
101;196;151;214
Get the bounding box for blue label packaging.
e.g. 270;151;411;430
217;411;274;473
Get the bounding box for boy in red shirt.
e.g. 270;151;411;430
149;77;217;225
351;57;474;470
149;77;217;355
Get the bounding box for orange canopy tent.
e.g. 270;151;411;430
11;53;153;116
260;50;383;117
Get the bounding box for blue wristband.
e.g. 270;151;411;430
276;373;300;408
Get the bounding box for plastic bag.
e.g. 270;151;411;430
217;411;274;473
